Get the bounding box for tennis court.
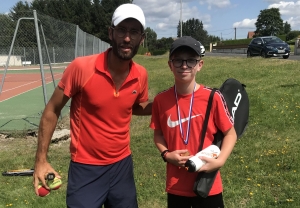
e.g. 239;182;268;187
0;64;69;131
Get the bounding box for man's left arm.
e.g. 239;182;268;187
132;101;152;115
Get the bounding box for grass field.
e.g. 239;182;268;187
1;54;300;207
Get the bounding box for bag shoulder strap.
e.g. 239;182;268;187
199;88;217;151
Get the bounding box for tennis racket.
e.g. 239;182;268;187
2;169;55;180
2;168;34;176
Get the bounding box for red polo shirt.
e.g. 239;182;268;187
58;49;148;165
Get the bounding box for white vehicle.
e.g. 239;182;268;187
198;41;205;56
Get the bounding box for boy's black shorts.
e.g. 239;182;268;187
168;192;224;208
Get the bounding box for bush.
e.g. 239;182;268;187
151;49;167;56
138;46;148;55
216;39;252;46
287;40;295;45
286;31;300;41
277;35;286;41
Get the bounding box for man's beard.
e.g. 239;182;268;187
111;37;140;60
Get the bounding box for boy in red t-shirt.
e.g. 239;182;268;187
150;36;237;208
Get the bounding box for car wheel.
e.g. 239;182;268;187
261;51;268;58
283;55;289;59
247;50;252;58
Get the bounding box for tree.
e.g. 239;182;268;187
177;18;209;45
9;0;156;47
31;0;93;34
155;37;173;52
144;27;157;51
255;8;283;36
0;14;15;48
90;0;107;41
207;35;220;43
283;21;291;34
8;0;32;21
8;1;37;48
30;0;132;43
286;30;300;41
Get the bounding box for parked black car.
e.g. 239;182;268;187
247;36;290;59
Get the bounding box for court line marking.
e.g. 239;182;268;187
0;79;61;103
1;73;62;93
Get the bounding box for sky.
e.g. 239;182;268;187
1;0;300;40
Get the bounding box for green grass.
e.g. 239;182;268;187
1;54;300;207
0;78;69;131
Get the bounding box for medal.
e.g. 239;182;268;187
181;151;190;156
174;83;196;146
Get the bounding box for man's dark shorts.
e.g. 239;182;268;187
66;155;138;208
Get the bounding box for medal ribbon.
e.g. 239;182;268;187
174;83;196;145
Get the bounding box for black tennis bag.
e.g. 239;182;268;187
193;78;249;197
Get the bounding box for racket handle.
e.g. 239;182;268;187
46;172;55;180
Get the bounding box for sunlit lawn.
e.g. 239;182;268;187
1;54;300;207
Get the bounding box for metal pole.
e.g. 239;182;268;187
33;48;35;65
180;0;182;37
146;32;148;49
0;18;31;95
234;27;236;40
53;47;55;64
75;25;79;58
24;47;26;64
83;32;86;56
38;14;57;90
33;10;48;106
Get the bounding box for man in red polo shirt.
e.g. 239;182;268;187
33;4;151;208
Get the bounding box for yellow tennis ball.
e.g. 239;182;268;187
47;177;62;190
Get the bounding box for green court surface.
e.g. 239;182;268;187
0;81;69;131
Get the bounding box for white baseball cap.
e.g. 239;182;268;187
111;4;145;29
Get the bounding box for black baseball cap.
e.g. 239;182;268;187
169;36;201;57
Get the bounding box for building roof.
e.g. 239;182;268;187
247;31;255;39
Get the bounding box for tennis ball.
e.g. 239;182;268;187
38;185;50;197
47;177;62;190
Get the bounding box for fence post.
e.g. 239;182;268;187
295;38;300;55
33;10;48;106
75;25;79;58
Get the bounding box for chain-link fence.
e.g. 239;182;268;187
0;10;110;131
0;10;110;66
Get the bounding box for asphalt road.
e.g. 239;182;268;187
205;52;300;61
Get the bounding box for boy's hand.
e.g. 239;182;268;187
197;156;224;173
165;149;192;167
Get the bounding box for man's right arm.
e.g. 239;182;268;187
33;86;69;195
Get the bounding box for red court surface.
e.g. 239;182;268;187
0;72;63;102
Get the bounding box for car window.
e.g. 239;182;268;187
263;38;271;43
252;38;261;44
273;37;283;43
262;37;284;44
